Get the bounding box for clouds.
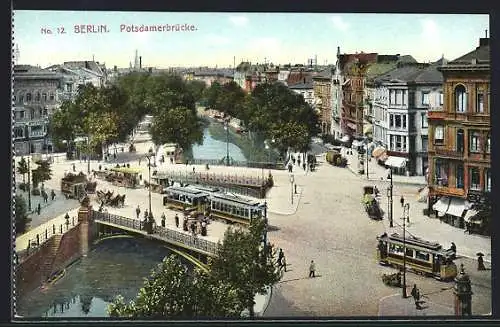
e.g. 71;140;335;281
419;18;442;60
205;34;230;46
229;16;249;27
331;15;349;31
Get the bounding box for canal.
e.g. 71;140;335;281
191;128;246;162
16;237;192;318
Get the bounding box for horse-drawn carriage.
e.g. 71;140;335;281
96;190;126;207
61;172;97;200
362;185;382;220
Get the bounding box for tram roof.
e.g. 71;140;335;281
164;186;208;197
385;232;443;251
109;167;142;174
189;184;220;193
211;193;262;206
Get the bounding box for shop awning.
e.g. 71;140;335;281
363;124;373;135
464;209;478;223
372;147;386;158
341;135;350;143
384;156;407;168
433;196;450;215
446;197;466;218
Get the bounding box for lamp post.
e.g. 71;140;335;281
387;168;393;227
87;136;91;174
289;174;294;204
27;157;32;211
366;141;370;180
402;202;410;298
224;120;230;166
145;150;154;234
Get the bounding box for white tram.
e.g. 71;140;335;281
208;193;267;225
163;186;209;213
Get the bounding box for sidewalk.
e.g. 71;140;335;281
378;293;454;317
241;285;272;317
340;147;427;186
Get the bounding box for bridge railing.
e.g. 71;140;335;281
93;211;219;255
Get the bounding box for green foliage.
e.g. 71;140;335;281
15;195;30;234
17;157;28;184
204;81;246;117
187;80;207;103
150;107;203;151
210;218;281;317
108;256;243;319
270;121;311;156
34;160;52;183
31;168;41;189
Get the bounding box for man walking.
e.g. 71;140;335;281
411;284;422;309
309;260;316;278
136;205;141;219
281;255;287;272
175;214;180;228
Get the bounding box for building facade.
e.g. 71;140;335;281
288;80;315;107
312;69;333;134
13;65;63;155
428;37;490;230
372;61;443;176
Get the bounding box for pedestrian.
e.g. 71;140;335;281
201;220;207;236
161;213;166;227
139;174;142;181
72;163;76;172
193;166;195;173
138;158;141;166
144;209;149;220
175;214;179;228
309;260;316;278
51;190;56;201
477;255;486;271
99;164;102;171
303;162;306;171
400;195;405;207
298;158;301;166
294;184;297;194
113;153;117;160
278;248;284;262
281;255;287;272
411;284;422;309
450;242;457;258
136;205;141;219
190;222;196;235
183;217;188;231
37;203;41;215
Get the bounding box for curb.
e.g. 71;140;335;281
346;165;426;187
267;188;303;216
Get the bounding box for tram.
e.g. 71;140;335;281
376;232;458;281
163;186;209;213
208;193;266;225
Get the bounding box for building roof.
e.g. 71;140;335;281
312;68;333;79
374;61;443;85
287;71;313;85
62;61;104;75
449;38;490;64
288;81;314;90
14;65;63;80
236;62;252;72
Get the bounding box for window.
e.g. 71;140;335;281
484;169;491;192
421;136;428;151
13;127;23;138
486;133;490;153
402;90;407;106
35;93;41;102
469;167;480;190
49;93;55;101
389;244;404;255
43;108;48;116
455;85;467;112
439;92;444;105
396;135;402;150
42;93;47;102
456;129;464;152
396;90;402;105
422;91;430;105
476;92;484;113
26;93;32;102
390;90;395;105
415;250;430;262
434;126;444;145
421;113;428;128
456;164;464;189
19;95;24;103
395;115;401;128
402;115;407;129
435;158;449;186
389;114;394;127
405;248;413;257
19;111;25;119
469;130;481;153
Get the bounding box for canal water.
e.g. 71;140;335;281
16;237;191;318
191;128;246;162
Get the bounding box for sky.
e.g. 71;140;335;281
13;11;489;69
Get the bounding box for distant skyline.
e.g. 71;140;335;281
13;11;489;68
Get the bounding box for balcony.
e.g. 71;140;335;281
434;148;465;160
464;113;490;125
427;111;446;120
431;185;466;198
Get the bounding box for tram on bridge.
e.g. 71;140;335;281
163;186;210;213
376;232;458;280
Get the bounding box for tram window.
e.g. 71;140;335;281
405;248;413;257
245;209;249;217
389;244;404;255
415;250;430;261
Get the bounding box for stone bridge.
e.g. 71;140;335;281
92;210;219;259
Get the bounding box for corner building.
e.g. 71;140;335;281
428;37;490;231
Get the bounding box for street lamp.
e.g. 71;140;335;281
27;157;32;211
145;151;154;234
224;120;230;166
289;174;294;204
387;168;393;227
402;202;410;298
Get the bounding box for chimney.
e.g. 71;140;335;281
139;56;142;69
479;37;489;47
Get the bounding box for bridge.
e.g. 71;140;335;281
92;211;219;258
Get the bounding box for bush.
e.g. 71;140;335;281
15;195;31;235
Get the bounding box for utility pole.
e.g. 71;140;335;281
402;202;410;298
387;168;393;227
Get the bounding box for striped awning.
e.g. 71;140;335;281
433;196;450;216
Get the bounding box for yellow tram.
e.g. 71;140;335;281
208;193;266;225
376;232;458;280
163;186;209;213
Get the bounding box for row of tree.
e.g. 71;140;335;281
16;157;53;192
203;81;320;156
108;219;281;318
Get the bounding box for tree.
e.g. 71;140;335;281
209;218;281;317
15;195;30;234
17;157;28;185
83;111;119;158
48;100;83;151
149;107;204;151
145;74;196;114
108;256;243;318
34;160;52;183
271;121;311;157
186;80;207;103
